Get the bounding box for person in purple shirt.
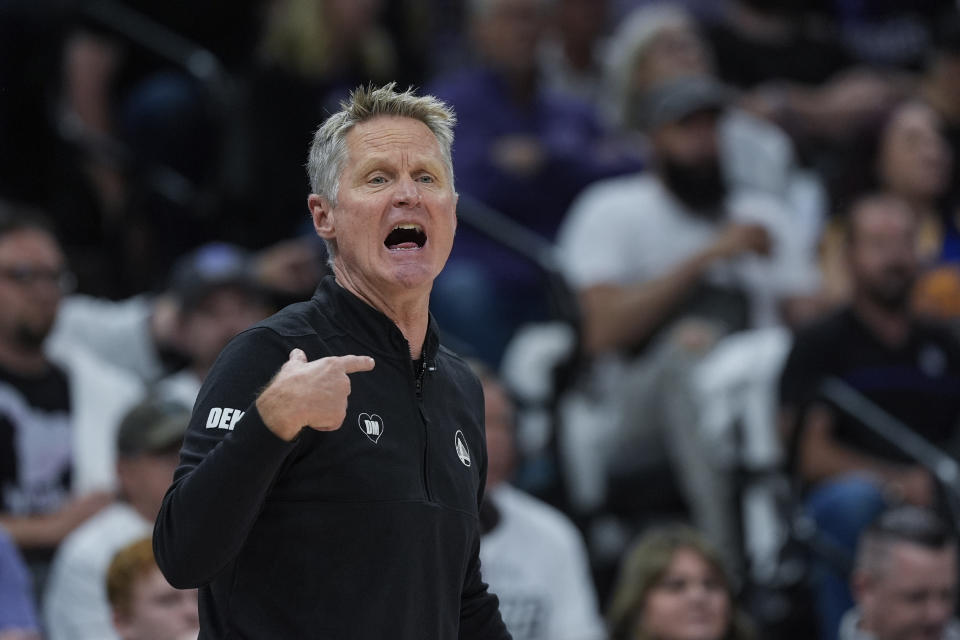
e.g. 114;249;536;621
427;0;642;366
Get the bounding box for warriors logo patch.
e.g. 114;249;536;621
454;430;471;467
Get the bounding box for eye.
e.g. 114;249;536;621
369;175;387;185
417;174;435;184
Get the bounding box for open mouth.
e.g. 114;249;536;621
384;224;427;251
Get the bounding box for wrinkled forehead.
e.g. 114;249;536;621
345;116;445;162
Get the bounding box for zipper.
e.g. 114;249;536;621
411;357;434;502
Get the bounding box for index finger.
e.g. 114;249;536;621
329;354;376;374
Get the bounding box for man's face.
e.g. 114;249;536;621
848;200;918;311
179;287;272;375
0;229;66;350
652;110;726;212
117;451;180;522
311;116;458;299
858;543;957;640
114;566;199;640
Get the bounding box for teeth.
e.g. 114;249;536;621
393;224;422;231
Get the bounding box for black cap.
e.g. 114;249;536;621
116;397;191;457
639;75;732;131
168;242;264;312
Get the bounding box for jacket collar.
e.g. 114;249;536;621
312;275;440;364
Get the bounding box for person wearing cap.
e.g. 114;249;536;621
43;396;190;640
153;84;510;639
556;74;818;568
153;243;274;408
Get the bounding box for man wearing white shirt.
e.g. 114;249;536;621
44;397;189;640
556;75;819;565
475;363;605;640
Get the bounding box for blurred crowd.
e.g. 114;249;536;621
3;0;960;638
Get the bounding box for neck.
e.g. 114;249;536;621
333;267;430;360
0;340;47;376
852;295;911;347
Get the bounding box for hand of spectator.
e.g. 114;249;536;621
708;222;771;261
888;466;936;507
256;349;375;441
51;491;114;540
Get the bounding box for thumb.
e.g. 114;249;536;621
288;348;308;363
334;355;376;374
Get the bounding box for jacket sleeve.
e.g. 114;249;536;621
459;376;512;640
459;535;512;640
153;327;299;589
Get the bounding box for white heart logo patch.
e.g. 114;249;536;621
357;413;384;444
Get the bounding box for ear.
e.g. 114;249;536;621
308;194;336;241
453;192;459;233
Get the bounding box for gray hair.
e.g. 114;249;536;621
855;506;956;578
306;82;457;208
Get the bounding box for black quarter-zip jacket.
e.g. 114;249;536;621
153;276;511;639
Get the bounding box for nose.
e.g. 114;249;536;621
392;176;421;208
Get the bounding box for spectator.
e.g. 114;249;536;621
821;100;954;305
606;524;754;640
241;0;398;246
428;0;641;366
557;74;817;556
48;237;324;388
473;361;606;640
602;3;826;252
106;537;199;640
841;506;960;640
539;0;610;104
704;1;910;165
0;526;40;640
154;243;275;407
0;207;117;572
44;396;190;640
922;13;960;215
779;193;960;640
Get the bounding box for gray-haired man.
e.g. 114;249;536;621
153;84;511;639
841;506;960;640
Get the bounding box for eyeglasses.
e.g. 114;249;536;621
0;265;77;293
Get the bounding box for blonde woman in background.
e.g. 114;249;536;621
607;525;754;640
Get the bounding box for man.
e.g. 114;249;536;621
473;362;604;640
427;0;640;365
780;193;960;640
840;506;960;640
0;208;118;563
44;396;190;640
556;74;816;559
153;84;511;638
107;538;199;640
154;243;274;407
